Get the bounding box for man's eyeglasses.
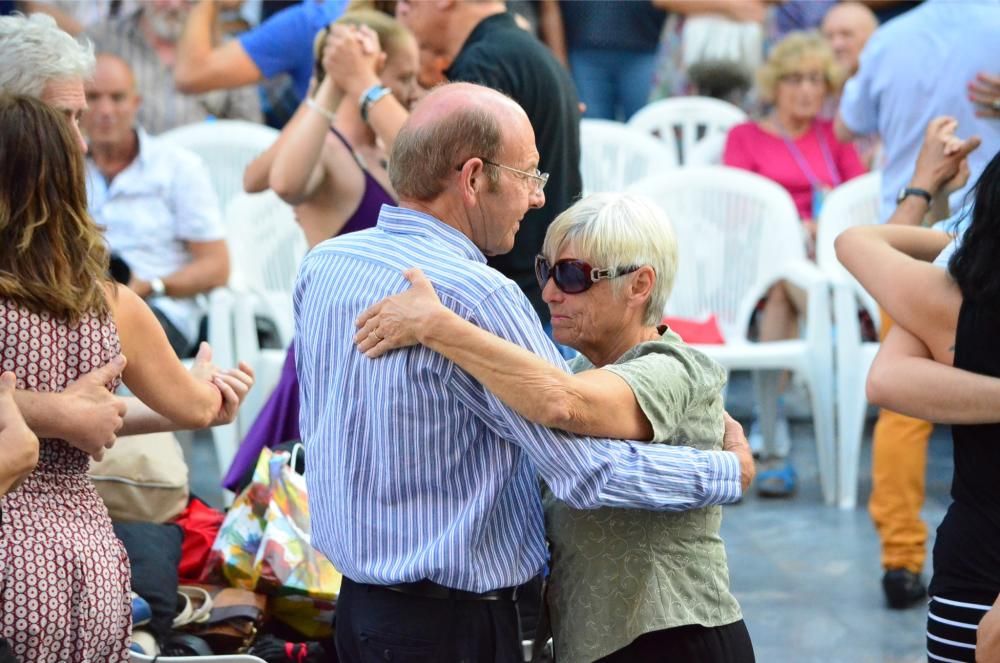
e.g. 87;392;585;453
455;158;549;194
535;255;640;294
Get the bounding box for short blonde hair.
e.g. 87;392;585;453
756;31;844;104
542;193;678;327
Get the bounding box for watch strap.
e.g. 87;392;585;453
359;84;391;124
898;187;932;205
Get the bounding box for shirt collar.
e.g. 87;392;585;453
84;125;150;171
375;204;487;264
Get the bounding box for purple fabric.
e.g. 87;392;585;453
222;344;299;490
222;128;392;491
328;126;395;235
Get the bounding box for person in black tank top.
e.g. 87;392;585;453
838;121;1000;662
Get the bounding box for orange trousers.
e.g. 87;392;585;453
868;310;934;573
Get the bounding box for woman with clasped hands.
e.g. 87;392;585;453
354;193;754;662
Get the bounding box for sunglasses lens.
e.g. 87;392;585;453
553;262;590;294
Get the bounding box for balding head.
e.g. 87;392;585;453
82;53;141;149
821;2;878;74
390;83;531;201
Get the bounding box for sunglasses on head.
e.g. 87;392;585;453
535;255;640;294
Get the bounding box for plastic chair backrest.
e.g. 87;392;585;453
579;119;677;195
627;96;747;165
816;171;882;319
224;190;307;343
159;120;279;211
628;166;803;342
685;131;727;166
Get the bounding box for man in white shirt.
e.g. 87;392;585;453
83;52;230;357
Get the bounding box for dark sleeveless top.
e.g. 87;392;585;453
329;126;395;236
928;297;1000;602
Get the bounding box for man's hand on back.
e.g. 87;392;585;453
56;355;128;460
0;371;39;494
723;412;755;493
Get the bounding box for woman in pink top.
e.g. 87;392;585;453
723;31;865;496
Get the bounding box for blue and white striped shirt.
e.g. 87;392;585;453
294;205;742;592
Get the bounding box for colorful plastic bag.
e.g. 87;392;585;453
203;447;341;637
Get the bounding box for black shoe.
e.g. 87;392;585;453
882;568;927;609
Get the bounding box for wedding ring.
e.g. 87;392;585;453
370;329;383;341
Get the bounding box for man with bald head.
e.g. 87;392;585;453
294;82;751;662
820;2;877;76
84;53;229;358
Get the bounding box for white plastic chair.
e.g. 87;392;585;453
627;96;746;166
579;119;677;195
815;172;882;509
686;131;728;167
131;653;267;663
159;120;279;211
224;190;308;439
628;167;837;504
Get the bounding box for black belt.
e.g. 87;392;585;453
380;579;519;602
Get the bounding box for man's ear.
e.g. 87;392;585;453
458;157;485;207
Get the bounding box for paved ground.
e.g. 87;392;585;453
184;371;956;662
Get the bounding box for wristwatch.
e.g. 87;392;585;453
358;84;392;124
896;186;932;206
149;277;166;297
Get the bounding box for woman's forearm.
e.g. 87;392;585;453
269;80;339;204
420;308;583;429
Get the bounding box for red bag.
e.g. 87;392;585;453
173;497;226;583
662;314;726;345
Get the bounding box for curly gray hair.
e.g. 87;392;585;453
0;13;95;98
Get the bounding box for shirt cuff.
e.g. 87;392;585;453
707;450;743;506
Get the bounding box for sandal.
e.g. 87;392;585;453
173;585;213;628
756;461;797;498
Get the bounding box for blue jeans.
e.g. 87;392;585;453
569;48;658;121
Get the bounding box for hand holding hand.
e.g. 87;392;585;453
968;72;1000;119
911;117;981;196
722;412;755;493
354;268;444;358
58;355;128;460
323;24;384;98
189;342;222;384
0;372;39;494
208;361;255;427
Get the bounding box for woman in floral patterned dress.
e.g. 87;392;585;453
0;95;228;662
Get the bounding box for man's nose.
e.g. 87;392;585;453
529;187;545;210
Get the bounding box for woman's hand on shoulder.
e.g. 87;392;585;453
354;268;447;358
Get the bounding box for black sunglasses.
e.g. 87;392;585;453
534;255;640;294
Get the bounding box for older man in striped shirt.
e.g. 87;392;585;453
294;82;753;663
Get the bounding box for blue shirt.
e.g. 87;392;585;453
239;0;348;101
294;205;742;592
838;0;1000;223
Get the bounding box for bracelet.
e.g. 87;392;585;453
305;97;336;123
359;84;392;124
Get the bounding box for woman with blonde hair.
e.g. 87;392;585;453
723;31;866;496
0;94;235;662
231;10;418;489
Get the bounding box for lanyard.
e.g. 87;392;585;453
776;119;843;189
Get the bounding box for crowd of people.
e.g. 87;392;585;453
0;0;999;662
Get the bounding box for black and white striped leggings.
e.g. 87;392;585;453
927;595;991;662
